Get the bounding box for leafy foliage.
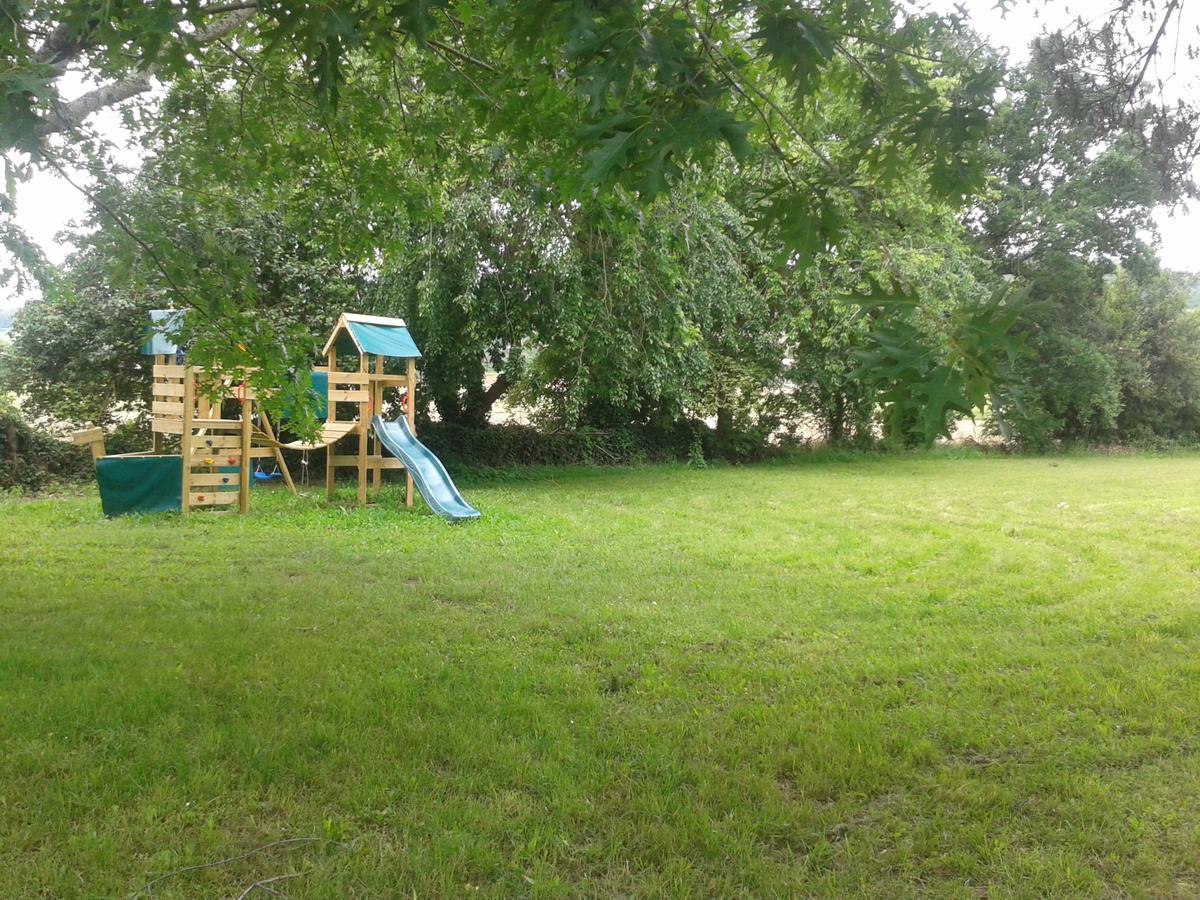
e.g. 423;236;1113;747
974;55;1200;449
0;395;90;491
2;2;1197;452
3;179;364;433
0;254;153;427
991;270;1200;448
854;285;1028;446
3;1;1001;285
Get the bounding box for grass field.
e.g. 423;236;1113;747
3;454;1200;897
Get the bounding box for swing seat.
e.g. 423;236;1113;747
253;468;283;483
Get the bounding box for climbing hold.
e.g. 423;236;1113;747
221;477;229;484
196;494;205;502
206;439;213;447
203;457;214;466
227;455;238;465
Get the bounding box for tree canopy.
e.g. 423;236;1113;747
2;0;1198;448
4;1;1004;282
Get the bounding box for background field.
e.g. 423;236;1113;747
3;454;1200;897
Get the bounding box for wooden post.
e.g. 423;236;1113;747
239;394;252;514
195;364;212;421
326;348;337;501
405;357;416;508
153;354;165;453
257;410;297;495
181;366;194;516
371;355;384;495
357;353;368;505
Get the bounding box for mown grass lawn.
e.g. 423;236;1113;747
2;453;1200;897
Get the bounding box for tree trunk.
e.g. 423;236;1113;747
433;391;465;425
436;372;511;427
715;405;733;459
457;371;510;425
478;372;510;418
827;392;846;444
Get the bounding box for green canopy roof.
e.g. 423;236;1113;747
345;320;421;358
324;314;422;359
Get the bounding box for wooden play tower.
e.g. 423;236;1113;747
318;312;419;507
75;311;432;516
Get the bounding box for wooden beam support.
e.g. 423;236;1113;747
189;471;241;487
150;381;186;397
331;455;405;469
326;347;337;501
368;375;411;386
71;427;107;462
239;395;252;514
153;355;167;453
186;491;239;507
405;357;416;508
189;418;244;430
357;353;368;505
151;400;185;416
257;409;297;495
181;367;194;516
189;448;274;464
372;355;384;494
151;418;184;434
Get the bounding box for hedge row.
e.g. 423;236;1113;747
414;419;777;469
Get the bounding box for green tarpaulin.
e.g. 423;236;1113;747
281;370;328;422
308;370;329;420
343;321;421;358
141;309;184;356
95;456;182;516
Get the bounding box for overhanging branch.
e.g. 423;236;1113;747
34;6;260;138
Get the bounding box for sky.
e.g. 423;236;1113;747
2;0;1196;314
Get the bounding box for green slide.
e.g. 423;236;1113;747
371;415;480;522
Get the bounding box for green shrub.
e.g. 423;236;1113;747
104;419;154;456
0;399;92;491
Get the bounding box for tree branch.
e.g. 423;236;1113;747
34;7;260;138
37;73;156;137
29;2;499;142
427;37;497;74
197;1;261;13
1126;0;1182;100
39;150;241;346
235;872;303;899
34;21;90;69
